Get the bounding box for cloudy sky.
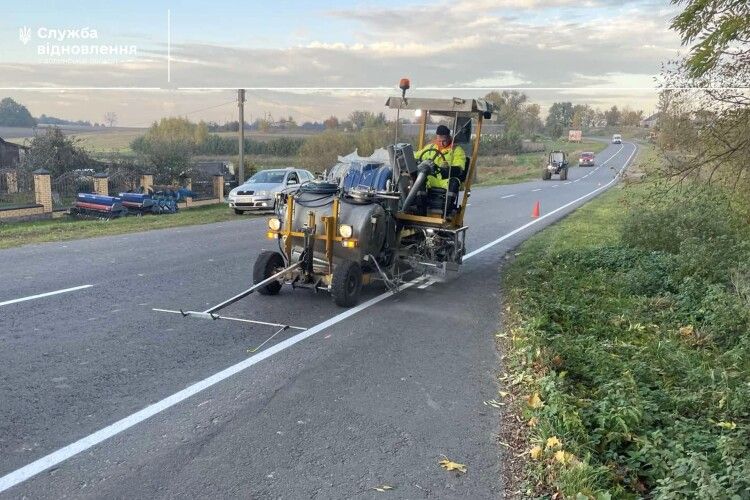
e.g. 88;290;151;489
0;0;684;126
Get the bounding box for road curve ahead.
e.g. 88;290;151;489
0;142;637;498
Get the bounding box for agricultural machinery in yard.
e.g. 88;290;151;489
69;188;194;219
156;79;496;331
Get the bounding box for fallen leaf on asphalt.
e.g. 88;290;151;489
439;458;467;474
529;445;543;460
528;393;544;409
483;399;504;408
373;485;393;492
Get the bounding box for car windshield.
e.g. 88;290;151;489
582;152;594;157
246;171;286;184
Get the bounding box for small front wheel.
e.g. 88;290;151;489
234;208;244;215
331;260;363;307
253;251;285;295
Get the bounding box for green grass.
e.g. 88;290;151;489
0;203;258;249
502;145;750;497
475;138;607;187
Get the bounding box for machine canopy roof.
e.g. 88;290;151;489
384;97;494;116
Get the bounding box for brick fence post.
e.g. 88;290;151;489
213;174;224;200
94;173;109;196
6;170;18;194
140;173;154;193
32;168;52;213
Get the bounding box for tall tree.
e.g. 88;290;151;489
545;102;574;138
0;98;37;127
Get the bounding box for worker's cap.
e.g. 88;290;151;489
436;124;451;137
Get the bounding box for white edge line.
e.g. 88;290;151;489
0;143;638;494
501;194;515;199
0;285;93;307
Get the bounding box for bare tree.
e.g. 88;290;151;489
104;112;118;128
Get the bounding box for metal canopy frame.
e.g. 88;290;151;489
386;96;494;229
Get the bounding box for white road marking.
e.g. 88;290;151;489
501;194;515;199
417;278;438;289
564;181;572;185
0;285;93;308
531;188;541;192
0;142;638;495
552;185;559;188
573;179;581;182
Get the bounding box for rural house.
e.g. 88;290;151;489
0;137;27;167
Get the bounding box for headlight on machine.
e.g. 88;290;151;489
338;224;353;239
268;218;281;231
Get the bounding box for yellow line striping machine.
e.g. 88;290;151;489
155;79;494;332
256;79;494;307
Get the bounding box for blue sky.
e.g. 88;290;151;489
0;0;683;125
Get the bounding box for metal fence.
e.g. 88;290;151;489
108;169;141;196
0;168;35;209
52;172;94;210
189;170;215;199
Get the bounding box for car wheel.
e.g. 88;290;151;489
253;251;285;295
234;208;243;215
331;260;362;307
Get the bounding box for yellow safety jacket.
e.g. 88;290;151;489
413;142;467;189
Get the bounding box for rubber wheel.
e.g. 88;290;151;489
560;168;568;181
542;169;551;180
234;208;243;215
253;251;284;295
331;260;363;307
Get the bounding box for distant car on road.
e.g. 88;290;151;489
612;134;622;144
578;151;595;167
227;167;314;214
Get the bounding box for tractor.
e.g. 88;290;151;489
542;150;569;181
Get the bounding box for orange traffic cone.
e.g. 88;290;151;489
532;201;540;218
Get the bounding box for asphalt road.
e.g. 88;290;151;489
0;142;637;498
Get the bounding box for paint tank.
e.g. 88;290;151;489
288;192;387;263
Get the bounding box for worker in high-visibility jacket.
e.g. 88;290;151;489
413;124;466;193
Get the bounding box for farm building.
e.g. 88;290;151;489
0;137;27;167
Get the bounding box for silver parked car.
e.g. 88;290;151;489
228;168;314;214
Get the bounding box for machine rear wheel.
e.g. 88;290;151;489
253;251;284;295
331;260;362;307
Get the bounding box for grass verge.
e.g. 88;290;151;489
500;146;750;497
0;203;256;249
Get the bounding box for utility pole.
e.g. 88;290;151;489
238;89;246;184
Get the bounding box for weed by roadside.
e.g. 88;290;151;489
501;170;750;497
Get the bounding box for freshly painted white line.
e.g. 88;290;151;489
0;285;93;307
417;278;438;290
501;194;515;199
532;188;542;192
0;142;638;494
